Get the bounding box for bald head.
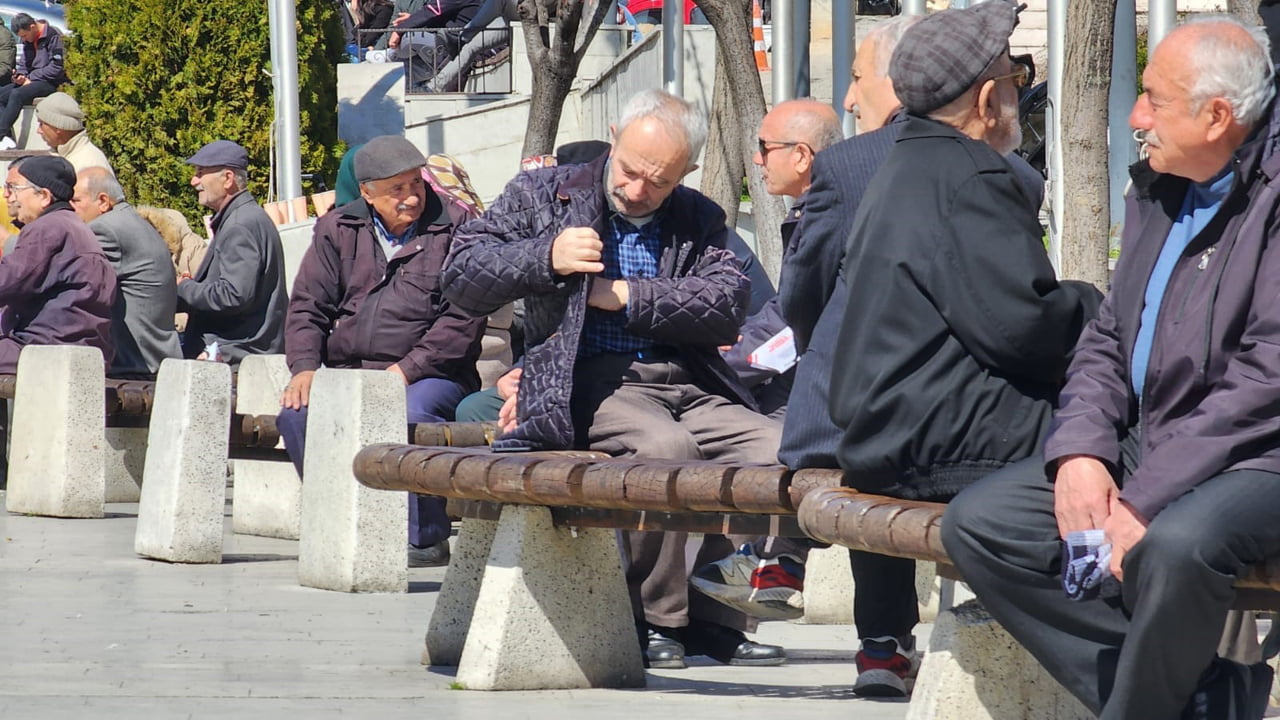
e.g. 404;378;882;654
754;99;844;197
71;167;125;223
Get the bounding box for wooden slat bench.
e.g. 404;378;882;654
351;442;843;691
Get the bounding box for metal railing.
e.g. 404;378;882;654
355;26;514;95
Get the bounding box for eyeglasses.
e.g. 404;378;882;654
757;139;806;156
990;63;1031;90
3;182;35;194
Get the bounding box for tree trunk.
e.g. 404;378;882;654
1059;0;1116;290
700;46;745;229
1228;0;1262;25
695;0;786;286
518;0;611;157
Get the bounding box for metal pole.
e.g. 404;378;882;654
793;0;811;98
662;1;684;96
832;0;856;136
902;0;928;16
1109;0;1138;260
270;0;303;218
1148;0;1177;51
1046;0;1065;271
266;0;281;203
772;0;796;103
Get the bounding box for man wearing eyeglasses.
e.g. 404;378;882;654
177;140;287;365
826;0;1102;697
0;155;115;373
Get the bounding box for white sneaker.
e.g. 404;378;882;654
0;137;17;151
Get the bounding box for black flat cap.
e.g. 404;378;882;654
354;135;427;183
185;140;250;170
889;0;1022;116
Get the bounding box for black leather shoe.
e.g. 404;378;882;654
644;628;687;669
685;621;786;666
408;541;451;568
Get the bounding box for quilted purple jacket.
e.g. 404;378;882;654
442;153;756;450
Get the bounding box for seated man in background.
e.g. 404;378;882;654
444;89;784;670
0;14;67;151
178;140;287;365
35;93;113;173
71;167;181;378
279;135;486;568
0;155;115;372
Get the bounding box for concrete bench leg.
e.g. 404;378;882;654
906;599;1091;720
298;368;407;593
134;360;233;563
231;354;300;539
105;427;147;503
5;346;106;518
799;544;855;624
424;516;499;666
454;505;644;691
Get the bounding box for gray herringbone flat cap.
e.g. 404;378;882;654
354;135;427;183
889;0;1021;116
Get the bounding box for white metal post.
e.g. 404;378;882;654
832;1;856;136
772;0;796;103
1109;0;1138;259
662;1;685;96
269;0;303;217
1148;0;1177;51
902;0;928;16
1046;0;1066;271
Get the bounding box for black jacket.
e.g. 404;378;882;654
443;153;754;450
829;116;1101;499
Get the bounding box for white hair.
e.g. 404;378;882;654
616;89;708;169
867;15;923;76
1175;15;1275;128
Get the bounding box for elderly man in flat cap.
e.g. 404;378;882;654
0;155;115;372
35;92;112;173
279;134;485;568
824;0;1102;697
178;139;287;365
946;16;1280;720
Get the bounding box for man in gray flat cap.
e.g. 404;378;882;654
824;0;1102;697
279;134;486;568
179;139;287;365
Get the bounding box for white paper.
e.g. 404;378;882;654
747;326;797;374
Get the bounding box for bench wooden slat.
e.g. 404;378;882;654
456;498;807;537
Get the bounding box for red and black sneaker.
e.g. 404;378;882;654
853;635;921;697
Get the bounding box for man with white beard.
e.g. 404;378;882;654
823;0;1103;696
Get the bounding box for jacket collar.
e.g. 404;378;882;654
210;190;254;233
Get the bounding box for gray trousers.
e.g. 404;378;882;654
574;353;782;633
942;455;1280;720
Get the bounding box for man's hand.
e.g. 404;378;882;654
498;389;519;434
1053;455;1118;538
495;367;522;400
13;74;26;87
388;31;401;49
387;363;409;385
281;370;316;410
1103;498;1148;581
587;277;629;311
393;11;410;24
551;227;605;275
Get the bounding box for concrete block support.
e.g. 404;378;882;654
799;544;854;625
5;345;106;519
297;368;408;593
104;427;147;503
906;600;1091;720
455;505;645;691
424;516;499;666
231;354;300;539
134;360;233;563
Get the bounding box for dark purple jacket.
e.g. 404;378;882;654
1045;104;1280;520
0;203;116;372
442;153;754;451
19;23;68;86
285;194;484;391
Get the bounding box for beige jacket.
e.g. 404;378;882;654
56;131;113;174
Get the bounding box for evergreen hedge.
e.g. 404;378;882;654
64;0;346;223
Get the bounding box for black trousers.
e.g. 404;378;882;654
0;80;56;139
942;455;1280;719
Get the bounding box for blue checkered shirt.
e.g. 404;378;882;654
579;215;663;358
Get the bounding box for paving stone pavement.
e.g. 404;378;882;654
0;495;922;719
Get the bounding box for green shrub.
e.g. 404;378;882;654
64;0;346;224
